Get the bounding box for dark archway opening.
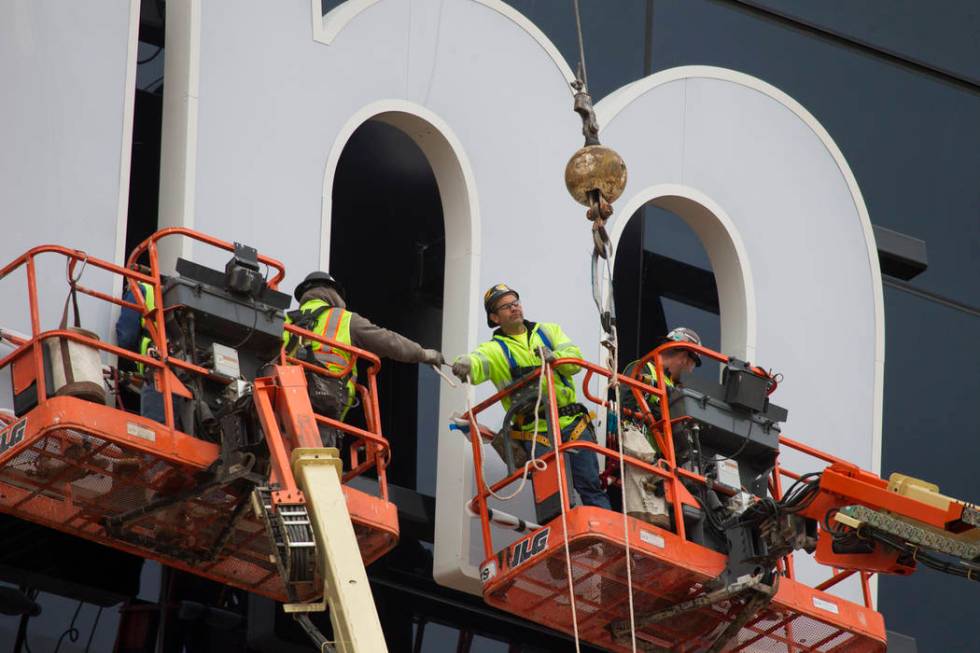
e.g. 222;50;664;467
613;204;721;383
330;119;445;493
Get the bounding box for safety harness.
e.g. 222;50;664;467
494;326;589;447
284;305;329;357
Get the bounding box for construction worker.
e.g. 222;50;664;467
115;280;166;422
284;271;444;448
617;327;702;528
451;284;611;510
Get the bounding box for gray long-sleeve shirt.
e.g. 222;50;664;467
298;285;428;363
349;312;427;363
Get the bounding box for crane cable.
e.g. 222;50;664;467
571;1;638;650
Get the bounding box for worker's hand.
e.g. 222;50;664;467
451;357;472;382
421;349;445;366
540;347;557;364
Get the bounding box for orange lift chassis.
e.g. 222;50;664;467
459;341;979;652
0;229;397;652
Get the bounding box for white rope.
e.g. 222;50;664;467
549;357;582;653
453;347;582;648
460;352;548;502
610;349;638;652
431;363;459;388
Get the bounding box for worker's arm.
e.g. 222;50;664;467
349;313;440;364
457;339;514;386
542;323;582;376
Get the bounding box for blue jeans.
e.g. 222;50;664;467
522;417;611;510
140;384;165;423
141;384;187;430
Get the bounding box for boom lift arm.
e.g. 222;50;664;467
251;365;388;653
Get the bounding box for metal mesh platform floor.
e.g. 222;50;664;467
0;398;398;603
482;508;886;653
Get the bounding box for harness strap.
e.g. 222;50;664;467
495;326;574;391
285;304;330;355
508;412;591;446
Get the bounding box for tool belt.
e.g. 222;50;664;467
298;346;352;417
493;400;592;472
512;402;589;428
509;405;591;446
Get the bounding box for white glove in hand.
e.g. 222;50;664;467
451;357;472;382
541;347;557;364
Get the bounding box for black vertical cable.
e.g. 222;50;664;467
643;0;655;76
572;0;588;89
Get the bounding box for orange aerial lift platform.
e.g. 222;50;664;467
0;229;398;651
460;342;978;652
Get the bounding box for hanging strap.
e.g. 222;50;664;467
59;283;81;330
56;277;83;388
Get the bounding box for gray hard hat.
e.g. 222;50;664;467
663;327;702;367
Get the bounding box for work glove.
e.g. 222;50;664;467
451;357;472;382
421;349;445;366
540;347;557;364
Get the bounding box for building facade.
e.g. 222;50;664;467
0;1;976;651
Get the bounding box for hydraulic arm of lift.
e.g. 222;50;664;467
772;442;979;580
250;365;388;653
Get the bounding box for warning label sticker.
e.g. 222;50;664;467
639;530;665;548
126;422;156;442
812;597;840;614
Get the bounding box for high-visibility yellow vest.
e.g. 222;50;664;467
463;321;583;434
136;282;155;375
283;299;356;407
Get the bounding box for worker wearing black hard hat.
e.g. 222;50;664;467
613;326;703;529
451;283;612;511
283;271;444;448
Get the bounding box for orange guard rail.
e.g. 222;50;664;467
0;228;396;601
462;341;886;652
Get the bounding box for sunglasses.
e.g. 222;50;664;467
493;299;522;313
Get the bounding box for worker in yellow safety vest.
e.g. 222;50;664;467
451;283;611;509
115;280;168;423
617;327;702;528
284;271;444;448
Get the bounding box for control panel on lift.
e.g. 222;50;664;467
665;359;815;583
158;245;291;439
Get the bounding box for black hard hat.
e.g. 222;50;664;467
483;283;520;327
294;271;345;302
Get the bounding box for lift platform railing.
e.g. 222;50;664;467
280;322;391;496
0;228;390;498
463;342;874;609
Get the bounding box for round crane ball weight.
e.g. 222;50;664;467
564;145;628;207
